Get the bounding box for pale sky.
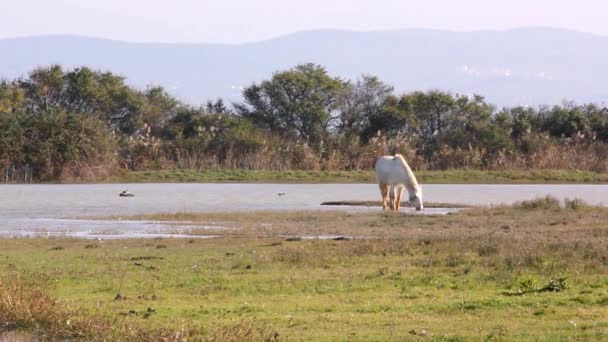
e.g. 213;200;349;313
1;0;607;43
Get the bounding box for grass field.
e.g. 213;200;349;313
1;198;608;340
110;168;608;184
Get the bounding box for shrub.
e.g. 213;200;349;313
564;198;588;210
514;196;561;210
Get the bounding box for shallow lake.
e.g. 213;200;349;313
0;183;606;238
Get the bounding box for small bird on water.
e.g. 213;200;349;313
119;189;134;197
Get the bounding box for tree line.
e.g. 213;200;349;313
1;64;608;181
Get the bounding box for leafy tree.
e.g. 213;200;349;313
540;102;591;139
339;75;395;141
498;106;542;140
443;94;495;146
142;86;180;136
18;65;146;134
18;65;65;113
0;110;115;180
398;90;456;160
236;63;346;145
206;98;232;115
0;81;26;113
583;104;608;141
163;107;263;167
407;90;455;137
0;111;27;170
355;94;416;143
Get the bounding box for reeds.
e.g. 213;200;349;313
119;133;608;173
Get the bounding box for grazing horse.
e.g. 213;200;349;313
374;154;423;211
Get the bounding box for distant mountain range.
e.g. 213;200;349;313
1;28;607;107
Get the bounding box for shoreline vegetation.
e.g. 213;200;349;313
1;199;608;340
109;168;608;184
3;64;608;184
4;168;608;185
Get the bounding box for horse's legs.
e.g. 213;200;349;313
389;186;396;210
395;186;405;211
379;183;389;210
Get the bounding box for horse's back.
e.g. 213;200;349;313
375;156;405;185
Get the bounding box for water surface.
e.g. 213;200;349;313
0;183;605;238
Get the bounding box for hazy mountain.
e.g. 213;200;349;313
1;28;607;107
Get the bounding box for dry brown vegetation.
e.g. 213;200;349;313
140;199;605;241
0;273;112;339
0;273;281;341
117;134;608;173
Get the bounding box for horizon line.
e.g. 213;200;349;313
0;26;604;46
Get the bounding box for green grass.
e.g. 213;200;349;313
108;168;608;184
2;203;608;340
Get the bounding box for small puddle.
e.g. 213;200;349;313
0;218;228;239
4;231;221;240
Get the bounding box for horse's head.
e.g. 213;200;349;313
409;191;423;211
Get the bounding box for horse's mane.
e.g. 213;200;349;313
394;154;421;193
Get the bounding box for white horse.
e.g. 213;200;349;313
374;154;423;211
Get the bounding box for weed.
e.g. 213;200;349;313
504;277;568;296
515;196;561;210
478;243;498;257
564;198;589;210
207;318;279;342
445;254;465;267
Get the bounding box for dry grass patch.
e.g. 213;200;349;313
0;274;209;341
207;318;279;342
0;273;111;339
131;200;607;243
